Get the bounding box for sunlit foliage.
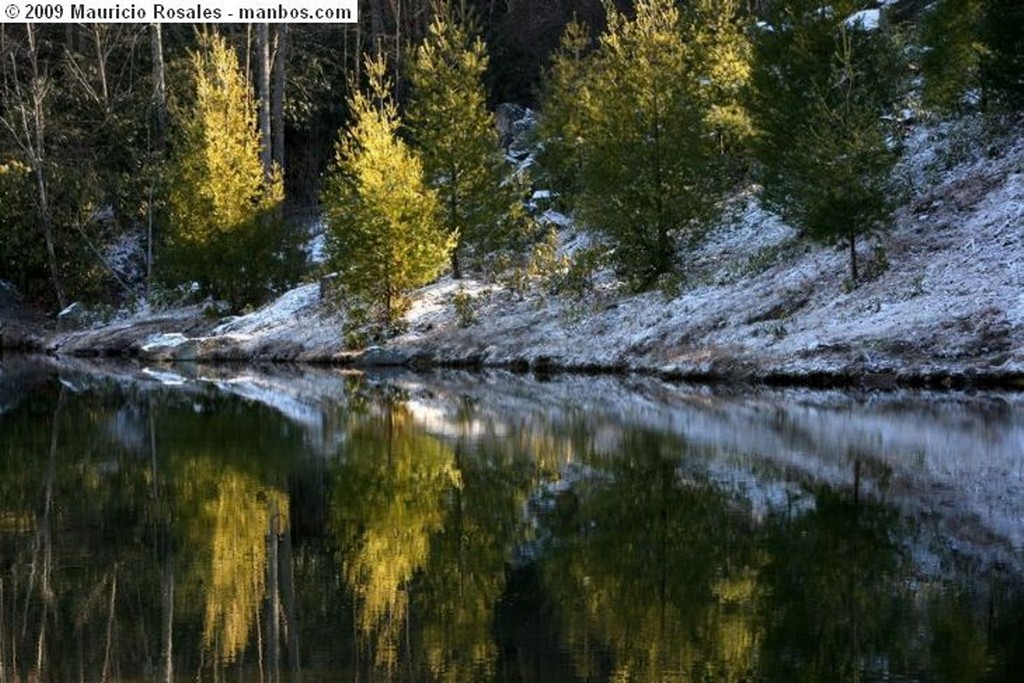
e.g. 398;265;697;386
322;55;453;327
164;31;298;310
541;0;740;289
176;457;288;665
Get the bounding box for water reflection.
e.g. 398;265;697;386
331;402;460;671
0;361;1022;681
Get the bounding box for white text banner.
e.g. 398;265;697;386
1;1;358;23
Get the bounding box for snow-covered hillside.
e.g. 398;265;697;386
43;114;1024;387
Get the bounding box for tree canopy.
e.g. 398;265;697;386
322;55;453;327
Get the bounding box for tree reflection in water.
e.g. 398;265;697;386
330;398;461;671
539;427;763;682
0;367;1022;681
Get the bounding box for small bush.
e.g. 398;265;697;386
452;286;477;327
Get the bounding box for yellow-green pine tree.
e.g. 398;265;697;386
165;31;290;310
688;0;755;162
407;9;527;279
322;56;453;327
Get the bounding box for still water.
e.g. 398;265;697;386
1;358;1023;682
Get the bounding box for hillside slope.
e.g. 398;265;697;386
43;116;1024;387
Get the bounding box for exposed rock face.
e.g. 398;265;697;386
495;102;535;161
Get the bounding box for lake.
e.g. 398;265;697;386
1;357;1022;681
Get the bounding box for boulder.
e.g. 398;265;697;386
138;333;199;361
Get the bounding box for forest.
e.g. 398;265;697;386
0;0;1021;333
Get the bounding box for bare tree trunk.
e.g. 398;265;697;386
272;24;287;171
26;387;64;680
849;233;858;285
2;25;67;309
389;0;401;100
256;23;273;181
92;24;110;113
149;401;174;683
0;579;7;683
371;0;385;59
160;563;173;683
147;23;167;301
279;527;300;675
100;571;117;683
150;23;167;134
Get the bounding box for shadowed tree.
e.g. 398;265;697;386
749;0;906;284
407;6;529;278
543;0;736;289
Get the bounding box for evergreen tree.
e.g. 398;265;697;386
920;0;985;111
164;31;297;311
407;7;527;279
322;55;453;328
556;0;732;289
688;0;756;166
978;0;1024;108
536;19;593;209
922;0;1023;111
749;1;906;284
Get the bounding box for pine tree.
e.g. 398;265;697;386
407;8;527;279
749;1;906;285
322;55;453;328
561;0;731;289
688;0;756;165
978;0;1024;108
921;0;1024;111
536;19;593;209
164;31;297;310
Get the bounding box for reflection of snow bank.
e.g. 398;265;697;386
395;371;1024;567
49;359;1024;571
142;367;187;385
205;375;324;429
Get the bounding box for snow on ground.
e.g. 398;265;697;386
39;112;1024;385
213;283;321;336
378;115;1024;382
844;8;880;31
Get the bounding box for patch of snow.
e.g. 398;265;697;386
105;230;145;284
213;283;320;336
306;217;328;265
58;302;83;319
404;276;496;340
58;378;81;392
140;333;191;353
845;8;880;31
540;210;574;229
